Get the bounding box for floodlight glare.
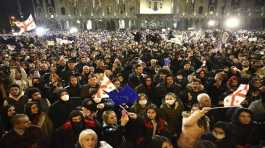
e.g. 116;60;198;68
208;20;216;27
35;27;47;36
225;17;240;29
69;27;78;34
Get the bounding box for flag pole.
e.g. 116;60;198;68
209;106;239;110
119;105;128;113
17;0;23;18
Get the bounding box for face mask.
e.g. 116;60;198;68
212;131;225;140
73;122;84;132
165;100;175;105
139;100;147;106
61;95;70;101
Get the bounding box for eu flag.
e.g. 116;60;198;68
107;84;139;105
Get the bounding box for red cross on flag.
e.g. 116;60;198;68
95;75;116;99
224;84;249;107
14;14;37;34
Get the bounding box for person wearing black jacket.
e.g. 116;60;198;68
201;121;232;148
0;105;16;131
155;75;182;106
101;110;132;148
52;110;100;148
65;74;82;98
48;89;73;129
0;114;48;148
228;108;260;148
128;64;144;89
135;76;158;106
80;74;99;99
4;84;27;114
61;58;79;87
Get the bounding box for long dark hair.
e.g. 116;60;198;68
145;105;160;121
1;105;16;130
25;101;42;114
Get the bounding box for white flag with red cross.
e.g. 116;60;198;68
14;14;37;34
95;75;116;99
224;84;249;107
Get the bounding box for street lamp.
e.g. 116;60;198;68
208;20;217;27
225;17;240;29
69;27;78;34
35;27;48;36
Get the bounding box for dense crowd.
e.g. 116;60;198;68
0;29;265;148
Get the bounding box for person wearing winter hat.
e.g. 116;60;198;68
4;84;27;113
27;87;51;113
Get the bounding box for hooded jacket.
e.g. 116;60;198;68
229;108;260;147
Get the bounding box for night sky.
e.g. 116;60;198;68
0;0;34;33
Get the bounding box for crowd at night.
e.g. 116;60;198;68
0;29;264;148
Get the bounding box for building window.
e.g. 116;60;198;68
209;6;215;13
61;7;66;15
221;6;225;15
198;6;203;14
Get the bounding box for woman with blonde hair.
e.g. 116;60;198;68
78;129;112;148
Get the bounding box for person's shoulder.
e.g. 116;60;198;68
249;99;263;108
99;141;113;148
252;99;262;104
128;73;135;78
64;85;70;89
27;125;43;134
28;125;42;130
1;130;15;138
81;84;89;88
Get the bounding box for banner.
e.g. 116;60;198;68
86;20;92;30
140;0;173;14
119;19;125;29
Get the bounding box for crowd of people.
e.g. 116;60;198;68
0;29;264;148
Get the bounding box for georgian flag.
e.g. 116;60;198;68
224;84;249;107
14;14;36;34
95;75;116;99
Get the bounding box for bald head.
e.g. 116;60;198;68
197;93;211;108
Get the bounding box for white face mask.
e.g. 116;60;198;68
212;132;225;140
61;95;70;101
165;99;175;105
93;97;102;103
139;100;147;106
